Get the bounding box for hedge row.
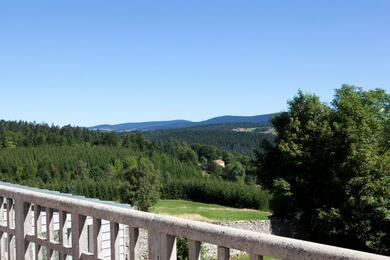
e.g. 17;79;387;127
161;177;269;210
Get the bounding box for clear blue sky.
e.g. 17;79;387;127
1;1;389;126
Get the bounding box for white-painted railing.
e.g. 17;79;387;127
0;181;388;260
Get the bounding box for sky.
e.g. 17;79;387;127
0;1;389;126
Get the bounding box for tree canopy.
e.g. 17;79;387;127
0;120;269;211
255;85;390;254
120;156;161;211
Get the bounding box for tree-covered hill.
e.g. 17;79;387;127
147;123;276;154
89;113;276;131
1;85;387;255
0;120;269;211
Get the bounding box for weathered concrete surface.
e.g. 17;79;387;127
127;221;282;259
1;182;389;260
203;220;274;258
127;220;381;260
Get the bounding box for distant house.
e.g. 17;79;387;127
213;159;225;168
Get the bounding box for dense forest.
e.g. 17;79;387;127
0;85;388;255
0;120;269;211
147;123;276;154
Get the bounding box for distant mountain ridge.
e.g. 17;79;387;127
89;113;276;132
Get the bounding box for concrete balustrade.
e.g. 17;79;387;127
0;181;388;260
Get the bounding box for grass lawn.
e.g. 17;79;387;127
151;199;271;221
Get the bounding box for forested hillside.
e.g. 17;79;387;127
0;120;269;211
90;113;276;131
148;123;276;154
1;86;386;255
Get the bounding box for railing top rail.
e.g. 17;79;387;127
0;181;388;260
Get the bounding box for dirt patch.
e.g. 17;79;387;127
156;212;211;222
176;213;211;221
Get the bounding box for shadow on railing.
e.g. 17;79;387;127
0;181;388;260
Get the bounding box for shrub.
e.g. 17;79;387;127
161;177;269;210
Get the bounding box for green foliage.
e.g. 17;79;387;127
176;237;189;260
0;120;269;214
120;157;161;211
175;236;210;260
0;121;105;147
224;161;246;182
255;85;390;254
191;144;221;162
161;177;269;210
148;123;275;154
176;145;199;165
269;179;294;218
208;162;223;176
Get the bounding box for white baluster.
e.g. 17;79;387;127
46;208;54;243
93;217;102;258
110;222;120;260
250;254;264;260
188;240;201;260
128;227;139;260
160;233;176;260
148;230;160;260
217;246;229;260
6;198;14;229
15;200;33;260
71;213;87;260
59;210;67;260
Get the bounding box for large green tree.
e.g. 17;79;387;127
255;85;390;254
120;156;161;211
224;161;246;183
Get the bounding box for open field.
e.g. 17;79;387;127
151;199;271;222
232;127;259;133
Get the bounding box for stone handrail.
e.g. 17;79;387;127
0;181;388;260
